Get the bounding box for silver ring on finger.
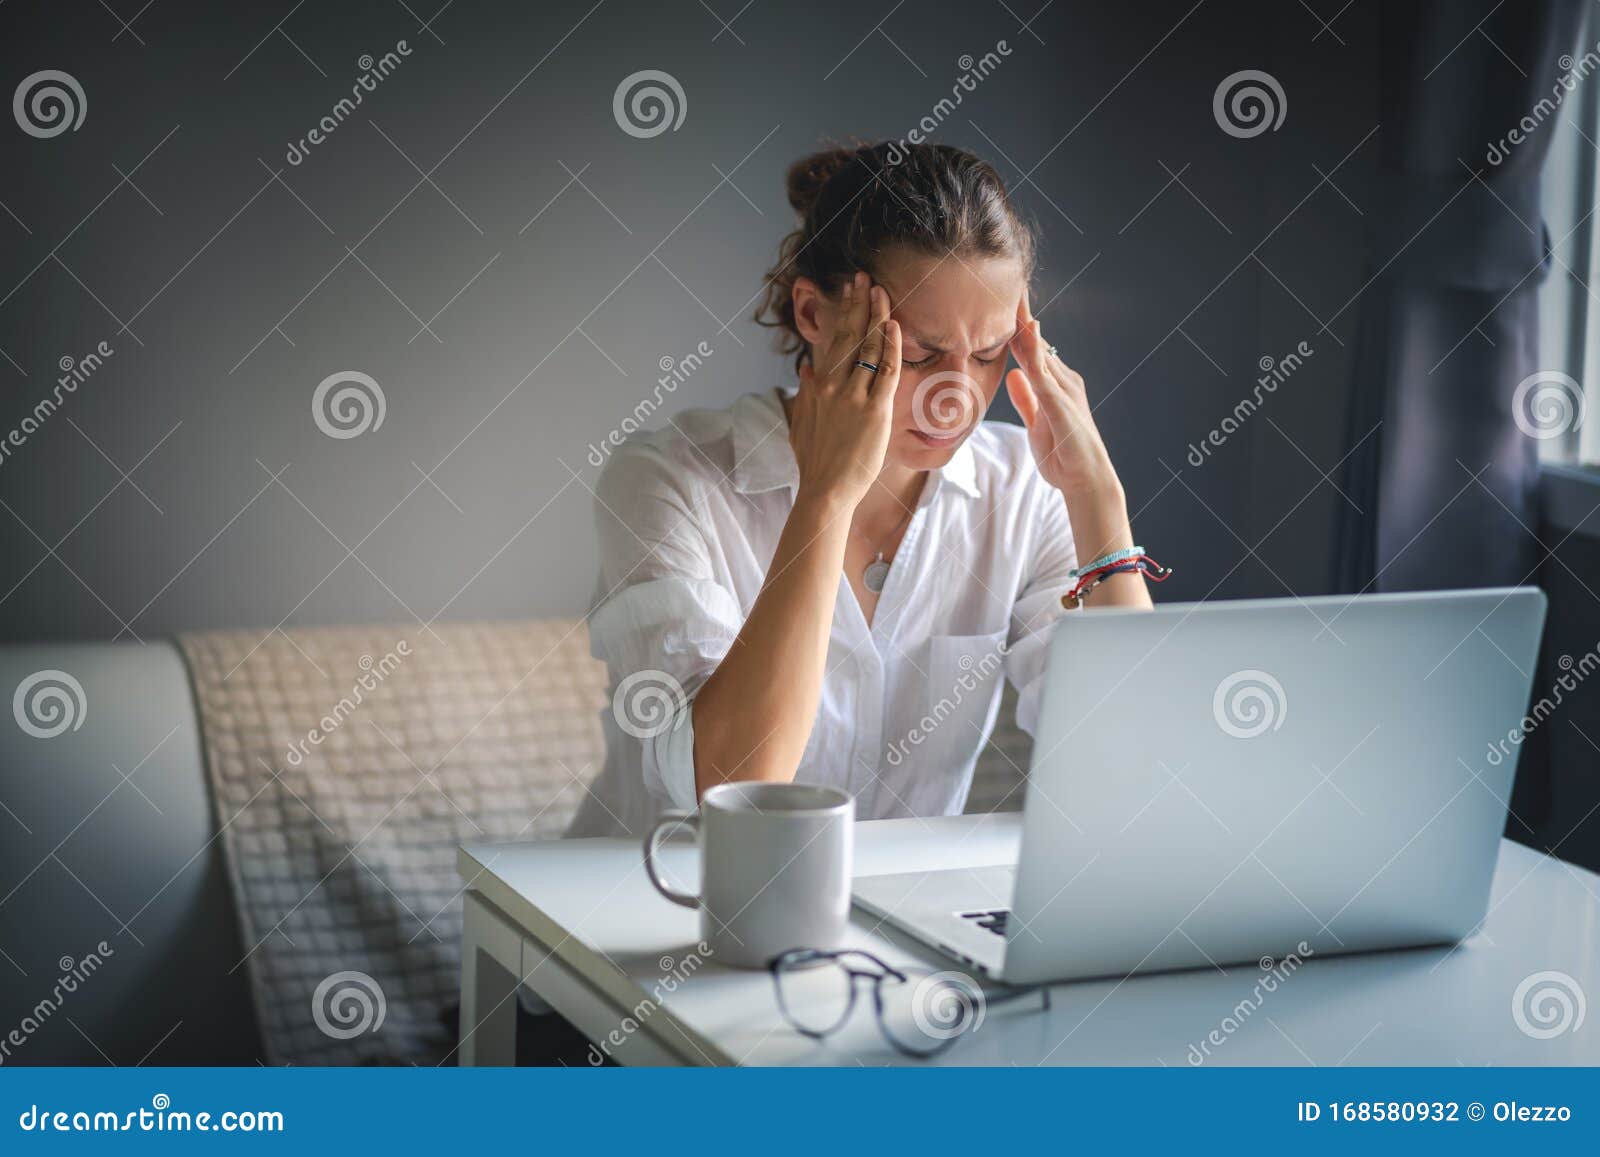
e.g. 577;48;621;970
854;359;880;374
1047;345;1058;358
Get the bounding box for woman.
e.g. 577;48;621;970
567;142;1152;838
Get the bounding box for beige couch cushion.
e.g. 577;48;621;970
181;618;1027;1065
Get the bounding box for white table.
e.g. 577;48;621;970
456;814;1600;1066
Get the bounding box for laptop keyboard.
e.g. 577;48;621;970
960;908;1009;936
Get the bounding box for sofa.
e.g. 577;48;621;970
0;620;1027;1065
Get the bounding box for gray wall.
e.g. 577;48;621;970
0;0;1376;642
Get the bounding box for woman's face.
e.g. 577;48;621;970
797;249;1026;471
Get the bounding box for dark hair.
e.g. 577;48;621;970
754;141;1036;370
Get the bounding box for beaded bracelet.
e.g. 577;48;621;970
1068;546;1145;579
1062;552;1172;609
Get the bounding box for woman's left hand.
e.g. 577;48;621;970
1006;291;1150;607
1004;291;1119;499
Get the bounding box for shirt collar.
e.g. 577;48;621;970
938;438;982;499
730;388;982;500
730;390;799;495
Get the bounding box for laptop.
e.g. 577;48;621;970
851;588;1547;985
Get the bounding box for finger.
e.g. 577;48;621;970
1026;324;1085;401
1023;319;1083;403
1043;352;1087;402
825;272;865;351
1012;291;1032;374
1011;318;1057;403
1005;366;1040;428
871;319;903;406
824;271;873;384
819;277;859;385
1028;353;1090;446
848;285;891;396
843;270;872;353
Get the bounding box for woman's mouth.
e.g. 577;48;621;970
907;372;983;451
907;427;966;449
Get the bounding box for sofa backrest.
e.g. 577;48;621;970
0;641;258;1065
0;621;1027;1064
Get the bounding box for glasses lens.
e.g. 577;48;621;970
773;955;856;1037
875;968;985;1056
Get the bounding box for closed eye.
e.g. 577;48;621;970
905;352;1002;369
901;328;1017;370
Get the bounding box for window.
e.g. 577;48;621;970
1539;27;1600;465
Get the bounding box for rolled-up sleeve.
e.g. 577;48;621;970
588;443;742;811
1003;475;1078;736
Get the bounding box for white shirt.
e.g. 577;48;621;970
565;388;1078;838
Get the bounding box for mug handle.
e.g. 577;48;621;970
643;811;701;909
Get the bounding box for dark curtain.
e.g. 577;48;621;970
1334;0;1587;850
1335;0;1586;593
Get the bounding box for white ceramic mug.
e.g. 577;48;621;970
642;782;854;969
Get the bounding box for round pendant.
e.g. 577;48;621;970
863;559;891;593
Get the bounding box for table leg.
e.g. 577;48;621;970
459;891;521;1066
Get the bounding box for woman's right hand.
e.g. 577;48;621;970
693;273;898;796
787;271;903;512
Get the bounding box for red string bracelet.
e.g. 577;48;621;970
1062;554;1172;609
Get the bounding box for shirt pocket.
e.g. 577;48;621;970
920;630;1010;770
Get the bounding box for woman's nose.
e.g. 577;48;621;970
910;369;985;433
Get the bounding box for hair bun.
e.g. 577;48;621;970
756;139;1034;374
785;146;857;218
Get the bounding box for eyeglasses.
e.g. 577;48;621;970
768;947;1050;1059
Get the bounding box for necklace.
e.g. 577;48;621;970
859;505;915;594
